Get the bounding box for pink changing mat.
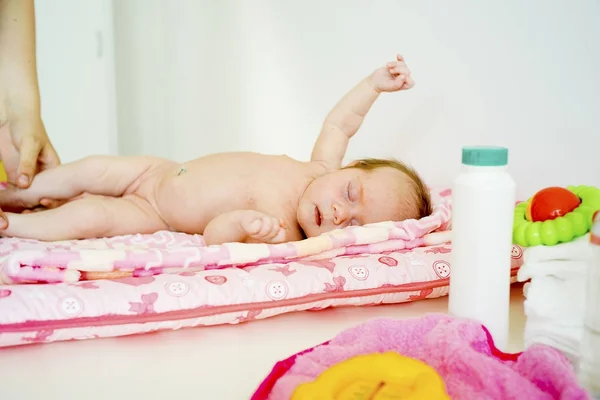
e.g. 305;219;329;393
0;188;453;284
0;188;527;349
253;315;589;400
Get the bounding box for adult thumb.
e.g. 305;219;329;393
17;135;42;188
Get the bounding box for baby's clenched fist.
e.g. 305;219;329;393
240;211;287;244
370;54;415;93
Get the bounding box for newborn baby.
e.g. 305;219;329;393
0;54;432;245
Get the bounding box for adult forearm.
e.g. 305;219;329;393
0;0;40;112
323;76;380;139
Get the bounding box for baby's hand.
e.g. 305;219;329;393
370;54;414;93
240;211;287;244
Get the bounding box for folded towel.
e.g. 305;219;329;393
521;275;586;325
579;323;600;396
254;315;589;400
519;265;587;363
524;316;583;364
0;188;453;284
518;260;589;281
517;235;594;366
523;234;593;264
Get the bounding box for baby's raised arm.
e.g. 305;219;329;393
310;54;414;170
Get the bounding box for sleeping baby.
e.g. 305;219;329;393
0;54;432;245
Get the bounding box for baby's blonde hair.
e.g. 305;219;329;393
345;158;432;221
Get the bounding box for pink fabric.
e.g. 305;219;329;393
2;240;521;347
0;188;452;284
258;315;589;400
0;188;527;349
251;341;330;400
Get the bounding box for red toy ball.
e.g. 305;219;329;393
526;187;581;222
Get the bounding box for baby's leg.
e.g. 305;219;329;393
0;155;165;209
0;194;169;241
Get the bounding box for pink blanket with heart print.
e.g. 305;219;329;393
0;189;452;284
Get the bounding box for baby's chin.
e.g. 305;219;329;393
297;211;319;238
300;218;329;238
297;216;314;238
304;227;320;238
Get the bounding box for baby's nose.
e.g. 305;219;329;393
332;204;349;225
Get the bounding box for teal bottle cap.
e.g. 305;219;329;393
462;146;508;167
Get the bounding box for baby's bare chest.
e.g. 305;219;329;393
153;153;312;233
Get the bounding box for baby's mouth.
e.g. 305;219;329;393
314;205;322;227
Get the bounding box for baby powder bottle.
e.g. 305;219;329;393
578;211;600;398
448;146;516;352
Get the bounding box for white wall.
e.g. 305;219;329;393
112;0;248;160
35;0;118;163
115;0;597;198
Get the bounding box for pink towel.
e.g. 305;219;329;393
253;314;589;400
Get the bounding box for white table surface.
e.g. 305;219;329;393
0;285;526;400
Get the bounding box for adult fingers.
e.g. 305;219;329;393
38;141;61;171
16;135;42;188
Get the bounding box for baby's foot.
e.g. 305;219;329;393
21;206;47;214
0;183;37;210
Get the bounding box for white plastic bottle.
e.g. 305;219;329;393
578;211;600;398
449;146;516;352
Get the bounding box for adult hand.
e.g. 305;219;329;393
0;110;59;187
0;109;60;227
0;0;61;228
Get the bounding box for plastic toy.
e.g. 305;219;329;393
291;352;449;400
513;185;600;247
0;161;6;183
526;186;581;222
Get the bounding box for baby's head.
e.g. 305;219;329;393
297;158;432;237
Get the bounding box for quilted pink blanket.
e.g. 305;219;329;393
0;189;452;284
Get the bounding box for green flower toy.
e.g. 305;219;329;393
513;185;600;247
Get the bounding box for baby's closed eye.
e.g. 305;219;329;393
346;181;359;203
